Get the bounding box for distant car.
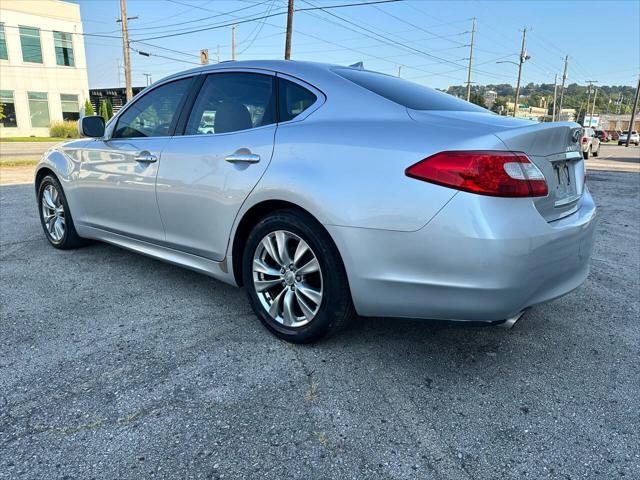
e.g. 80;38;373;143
618;130;640;146
594;129;609;142
581;127;600;158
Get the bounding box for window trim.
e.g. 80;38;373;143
27;91;50;128
53;31;75;67
0;23;8;62
178;70;279;138
107;74;199;141
0;90;17;128
19;25;43;64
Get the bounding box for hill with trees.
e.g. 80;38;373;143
445;83;637;121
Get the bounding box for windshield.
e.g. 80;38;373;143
332;67;488;112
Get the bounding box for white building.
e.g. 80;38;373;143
0;0;89;137
483;90;497;109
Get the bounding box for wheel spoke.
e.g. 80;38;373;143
268;287;287;318
275;231;292;266
253;258;281;277
297;257;319;276
297;282;322;306
43;188;56;210
293;239;309;266
295;290;316;321
282;289;296;326
255;278;283;292
54;218;64;239
262;235;283;267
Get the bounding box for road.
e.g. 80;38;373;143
0;141;61;161
1;164;639;479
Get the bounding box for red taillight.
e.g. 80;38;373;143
405;151;548;197
581;137;588;144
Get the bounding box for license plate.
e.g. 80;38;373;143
554;162;572;187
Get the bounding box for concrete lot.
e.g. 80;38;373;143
1;161;639;479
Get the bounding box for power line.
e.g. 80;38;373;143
133;0;401;41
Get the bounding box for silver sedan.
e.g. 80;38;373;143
35;61;597;342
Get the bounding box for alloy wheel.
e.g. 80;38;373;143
252;230;323;327
41;183;66;242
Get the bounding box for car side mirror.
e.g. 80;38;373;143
79;116;105;138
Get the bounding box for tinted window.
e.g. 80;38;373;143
186;73;275;135
114;78;191;138
332;67;486;112
54;31;75;67
0;90;17;127
278;78;317;122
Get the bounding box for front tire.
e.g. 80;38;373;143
37;175;86;249
242;209;354;343
593;145;599;157
583;147;590;159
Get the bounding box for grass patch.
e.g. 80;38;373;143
0;137;66;143
0;159;40;167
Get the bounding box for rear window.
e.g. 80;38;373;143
332;67;487;112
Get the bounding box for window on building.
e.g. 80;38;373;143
0;90;17;128
61;94;79;121
54;31;75;67
19;26;43;63
28;92;50;127
0;23;8;60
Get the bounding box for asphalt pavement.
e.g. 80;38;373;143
0;171;638;479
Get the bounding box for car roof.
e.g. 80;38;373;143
162;60;341;84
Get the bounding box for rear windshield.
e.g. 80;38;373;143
332;67;487;112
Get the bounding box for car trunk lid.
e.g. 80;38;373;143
407;110;584;222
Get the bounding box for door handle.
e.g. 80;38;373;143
134;152;158;163
225;153;260;164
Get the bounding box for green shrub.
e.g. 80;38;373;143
50;120;80;138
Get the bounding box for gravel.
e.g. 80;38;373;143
1;171;638;480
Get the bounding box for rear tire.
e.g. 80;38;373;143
37;175;87;249
593;146;599;157
242;209;355;343
583;147;590;159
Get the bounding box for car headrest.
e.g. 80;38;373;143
215;101;252;134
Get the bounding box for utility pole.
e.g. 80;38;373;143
512;27;528;117
118;0;133;102
285;0;294;60
557;55;569;120
217;45;220;63
397;65;402;77
142;73;151;86
552;73;558;121
590;87;598;127
584;80;597;126
465;17;476;101
624;76;640;147
231;25;236;60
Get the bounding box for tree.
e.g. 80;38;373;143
84;99;94;116
0;102;4;121
98;100;109;123
105;100;113;120
491;98;507;115
469;92;486;108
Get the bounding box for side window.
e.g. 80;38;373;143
278;78;317;122
186;73;275;135
113;78;191;138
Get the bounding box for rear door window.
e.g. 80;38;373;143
185;73;276;135
332;67;486;112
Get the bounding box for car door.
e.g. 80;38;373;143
156;71;277;261
74;77;194;242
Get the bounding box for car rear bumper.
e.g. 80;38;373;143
327;188;597;322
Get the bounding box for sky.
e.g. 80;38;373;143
73;0;640;90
